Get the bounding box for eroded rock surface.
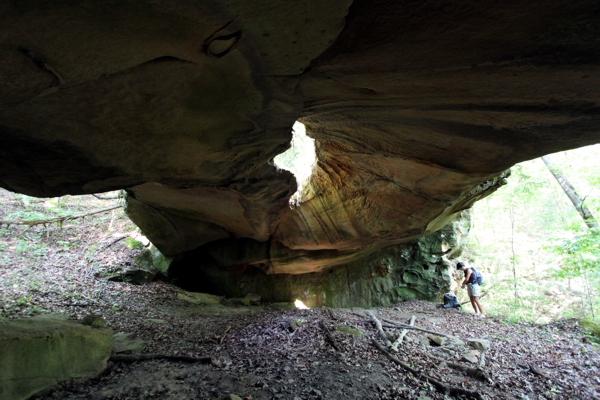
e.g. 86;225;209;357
168;211;471;307
1;2;599;282
0;314;112;400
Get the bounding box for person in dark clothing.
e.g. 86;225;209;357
457;262;485;317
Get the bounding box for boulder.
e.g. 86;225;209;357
427;334;446;347
104;245;172;285
445;336;466;347
461;353;479;364
0;314;112;400
112;332;146;354
467;339;491;351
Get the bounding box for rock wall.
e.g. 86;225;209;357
1;1;599;291
168;211;472;307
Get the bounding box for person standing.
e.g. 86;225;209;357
457;262;485;317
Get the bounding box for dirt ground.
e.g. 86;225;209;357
1;189;599;400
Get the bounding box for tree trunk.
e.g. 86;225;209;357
509;204;518;304
541;155;599;230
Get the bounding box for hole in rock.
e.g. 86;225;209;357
273;121;316;205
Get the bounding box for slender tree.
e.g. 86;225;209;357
542;155;599;230
543;154;599;319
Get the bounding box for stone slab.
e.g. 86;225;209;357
112;332;146;354
0;314;112;400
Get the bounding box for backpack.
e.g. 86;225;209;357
442;293;461;309
471;268;484;285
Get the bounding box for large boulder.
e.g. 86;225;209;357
0;314;112;400
1;1;599;288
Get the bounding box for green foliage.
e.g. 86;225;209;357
549;231;600;278
581;319;600;343
85;244;98;262
464;144;600;323
15;239;49;257
273;122;316;202
125;237;144;250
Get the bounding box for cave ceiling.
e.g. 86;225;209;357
1;0;600;274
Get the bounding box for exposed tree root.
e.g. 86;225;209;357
378;317;463;339
220;326;231;344
391;315;415;352
366;310;392;347
428;354;491;383
370;338;484;399
109;354;212;363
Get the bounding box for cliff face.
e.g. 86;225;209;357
168;211;473;307
1;1;600;291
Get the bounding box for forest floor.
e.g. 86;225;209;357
1;189;599;400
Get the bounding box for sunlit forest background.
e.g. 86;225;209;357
461;145;600;324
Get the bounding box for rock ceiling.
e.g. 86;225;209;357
1;1;599;274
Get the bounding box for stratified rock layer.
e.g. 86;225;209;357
1;1;599;279
168;211;471;307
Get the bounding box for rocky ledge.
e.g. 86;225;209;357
1;1;599;300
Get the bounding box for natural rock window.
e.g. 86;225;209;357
273;122;316;204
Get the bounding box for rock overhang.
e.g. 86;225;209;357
1;0;599;277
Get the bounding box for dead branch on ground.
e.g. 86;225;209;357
370;337;483;399
528;363;550;378
109;354;212;363
378;317;464;340
391;315;415;352
366;310;392;347
220;326;231;344
0;205;121;228
428;354;491;382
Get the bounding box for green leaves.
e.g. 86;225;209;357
549;230;600;279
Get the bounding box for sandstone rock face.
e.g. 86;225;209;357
1;2;599;287
168;211;471;307
0;314;112;400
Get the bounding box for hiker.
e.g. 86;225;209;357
456;262;485;318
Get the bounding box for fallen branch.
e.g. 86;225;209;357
109;354;211;363
429;354;491;382
220;326;231;344
391;315;415;352
371;338;483;399
319;320;340;352
101;236;128;251
366;310;392;348
0;205;121;228
378;317;463;340
528;363;550;378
